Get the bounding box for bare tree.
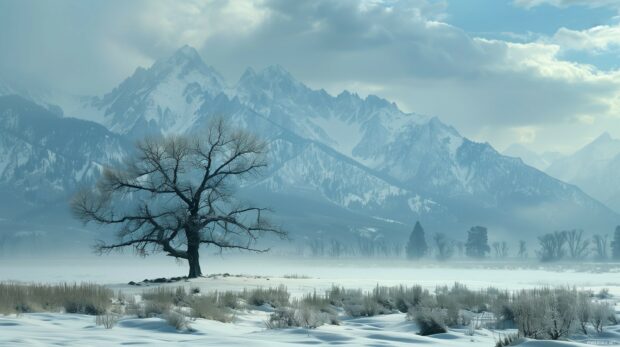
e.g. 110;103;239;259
566;229;590;260
433;233;454;261
308;238;325;257
328;239;343;258
455;241;464;258
72;119;285;278
592;234;609;261
492;241;509;259
517;240;528;259
356;236;376;257
537;231;567;262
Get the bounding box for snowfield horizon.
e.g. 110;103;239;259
1;258;620;346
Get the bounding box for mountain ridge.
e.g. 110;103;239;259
0;46;617;244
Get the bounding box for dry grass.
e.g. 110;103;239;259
0;282;113;315
244;285;290;308
188;293;234;323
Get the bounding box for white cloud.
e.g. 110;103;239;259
553;25;620;52
513;0;620;9
1;0;620;153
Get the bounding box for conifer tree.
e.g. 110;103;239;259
406;221;427;260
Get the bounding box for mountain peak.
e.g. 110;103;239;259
170;45;202;64
148;45;210;75
593;132;613;144
238;67;257;83
237;64;305;95
261;64;294;79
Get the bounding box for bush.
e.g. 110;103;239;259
140;301;171;318
296;301;337;328
595;288;611;300
508;287;609;340
188;293;234;323
164;310;190;330
141;287;187;306
96;313;120;329
266;307;298;329
339;289;380;317
590;302;614;333
244;285;290;308
372;285;430;313
265;301;338;329
411;307;447;336
435;283;497;313
495;333;521;347
0;282;113;315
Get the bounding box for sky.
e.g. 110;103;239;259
1;0;620;154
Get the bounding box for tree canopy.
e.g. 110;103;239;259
72;119;286;278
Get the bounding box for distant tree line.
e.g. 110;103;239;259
304;235;405;258
403;222;620;263
300;223;620;262
537;227;620;262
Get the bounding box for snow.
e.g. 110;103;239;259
2;255;620;296
1;256;620;346
372;216;405;224
0;312;509;346
138;69;205;135
3;311;611;347
408;195;437;213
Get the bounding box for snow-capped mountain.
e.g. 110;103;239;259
0;95;129;220
76;45;228;138
3;46;618;242
502;143;563;171
546;133;620;213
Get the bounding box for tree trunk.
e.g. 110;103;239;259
187;243;202;278
186;225;202;278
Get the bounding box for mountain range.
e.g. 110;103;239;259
545;133;620;213
0;45;617;248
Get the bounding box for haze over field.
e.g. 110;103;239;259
2;1;620;346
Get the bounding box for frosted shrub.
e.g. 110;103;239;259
327;286;390;317
372;285;430;313
141;287;187;306
95;313;120;329
595;288;611;300
218;290;243;310
327;285;434;318
508;287;605;340
410;307;447;336
435;283;494;313
265;301;337;329
576;292;592;335
189;294;234;323
495;333;521;347
164;310;190;330
490;292;515;329
245;285;290;308
590;302;614;333
543;289;577;340
140;301;171;318
266;307;298;329
339;289;383;317
511;289;547;339
295;301;336;328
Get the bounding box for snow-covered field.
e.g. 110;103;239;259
0;311;575;347
1;254;620;346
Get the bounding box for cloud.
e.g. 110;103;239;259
0;0;619;154
552;25;620;52
513;0;620;9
